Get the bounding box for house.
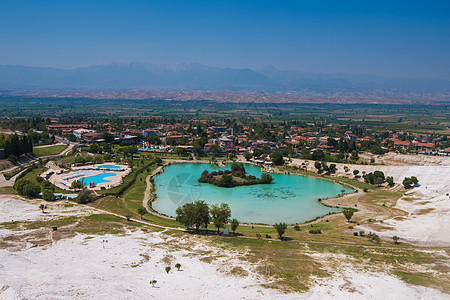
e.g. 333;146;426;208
143;129;156;137
73;129;97;139
413;142;435;151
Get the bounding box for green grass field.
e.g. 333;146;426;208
33;145;68;156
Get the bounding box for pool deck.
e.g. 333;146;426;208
44;163;131;191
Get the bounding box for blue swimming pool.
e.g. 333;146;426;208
81;173;117;186
96;164;122;170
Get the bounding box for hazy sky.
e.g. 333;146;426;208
1;0;449;79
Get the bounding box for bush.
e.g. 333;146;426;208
368;232;381;244
353;232;358;236
294;225;300;231
309;229;322;234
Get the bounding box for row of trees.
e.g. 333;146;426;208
0;133;33;159
176;201;239;234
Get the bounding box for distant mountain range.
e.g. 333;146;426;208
0;63;449;96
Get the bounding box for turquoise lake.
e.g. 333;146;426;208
153;163;353;224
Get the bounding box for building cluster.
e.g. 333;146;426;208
46;120;450;156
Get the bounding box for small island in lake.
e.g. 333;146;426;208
198;162;274;187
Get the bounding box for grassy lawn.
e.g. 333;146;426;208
33;145;68;156
183;232;450;293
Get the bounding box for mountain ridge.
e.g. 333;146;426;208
0;63;449;95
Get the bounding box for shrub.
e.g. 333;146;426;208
294;225;300;231
353;232;358;236
309;229;322;234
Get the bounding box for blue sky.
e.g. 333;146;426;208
0;0;449;79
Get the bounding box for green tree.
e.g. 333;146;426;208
386;176;394;186
230;218;239;234
228;153;237;160
350;151;359;161
14;178;32;195
314;161;322;172
231;162;245;173
270;150;285;166
137;205;147;219
176;201;210;231
42;189;55;201
165;266;171;274
312;149;325;161
71;180;83;189
39;204;47;213
219;173;234;187
89;143;100;154
253;148;263;158
260;172;274;184
22;182;41;197
100;132;115;142
343;208;354;222
42;180;54;191
273;222;288;239
353;170;360;177
209;144;222;157
244;152;253;160
210;203;231;234
175;147;188;156
175;263;181;271
93;155;103;164
329;163;337;173
75;188;93;204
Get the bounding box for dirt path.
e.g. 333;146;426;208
142;165;174;220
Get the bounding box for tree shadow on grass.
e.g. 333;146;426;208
183;229;244;237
